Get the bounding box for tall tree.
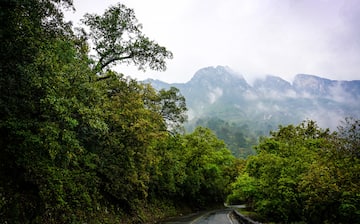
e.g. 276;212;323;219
82;3;173;74
336;117;360;157
155;87;187;133
0;0;174;222
180;127;235;206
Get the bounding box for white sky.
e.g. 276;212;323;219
65;0;360;84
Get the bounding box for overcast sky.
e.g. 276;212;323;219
65;0;360;84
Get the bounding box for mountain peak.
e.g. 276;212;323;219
293;74;336;96
191;65;241;80
146;65;360;130
189;65;250;89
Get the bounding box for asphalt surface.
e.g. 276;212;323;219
161;208;239;224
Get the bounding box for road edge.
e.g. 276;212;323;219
231;209;262;224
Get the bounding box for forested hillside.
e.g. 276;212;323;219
1;1;359;223
147;66;360;157
227;119;360;223
0;1;237;223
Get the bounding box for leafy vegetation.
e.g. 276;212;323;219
227;120;360;223
1;1;359;223
190;117;258;158
0;1;235;223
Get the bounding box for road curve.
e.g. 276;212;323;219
162;209;239;224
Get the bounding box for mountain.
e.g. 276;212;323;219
144;66;360;157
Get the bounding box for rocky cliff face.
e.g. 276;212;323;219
145;66;360;130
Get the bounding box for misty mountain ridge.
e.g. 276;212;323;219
146;65;360;131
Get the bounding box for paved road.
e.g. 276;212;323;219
162;209;239;224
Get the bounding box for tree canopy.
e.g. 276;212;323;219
227;120;360;223
1;1;359;223
82;3;173;73
0;1;235;223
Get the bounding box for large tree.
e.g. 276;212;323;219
82;3;173;74
0;1;239;223
0;1;174;222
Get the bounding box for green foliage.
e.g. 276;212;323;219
0;1;235;223
82;3;173;73
336;117;360;157
180;127;236;206
227;173;257;206
192;117;257;158
157;87;188;133
228;119;360;223
7;1;358;223
147;128;237;209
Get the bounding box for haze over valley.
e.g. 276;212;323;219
146;65;360;156
4;1;360;223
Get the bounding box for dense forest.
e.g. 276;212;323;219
0;1;238;222
227;119;360;223
1;1;359;223
189;117;259;158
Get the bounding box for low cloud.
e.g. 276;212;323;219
208;87;223;104
328;82;357;104
304;107;345;131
